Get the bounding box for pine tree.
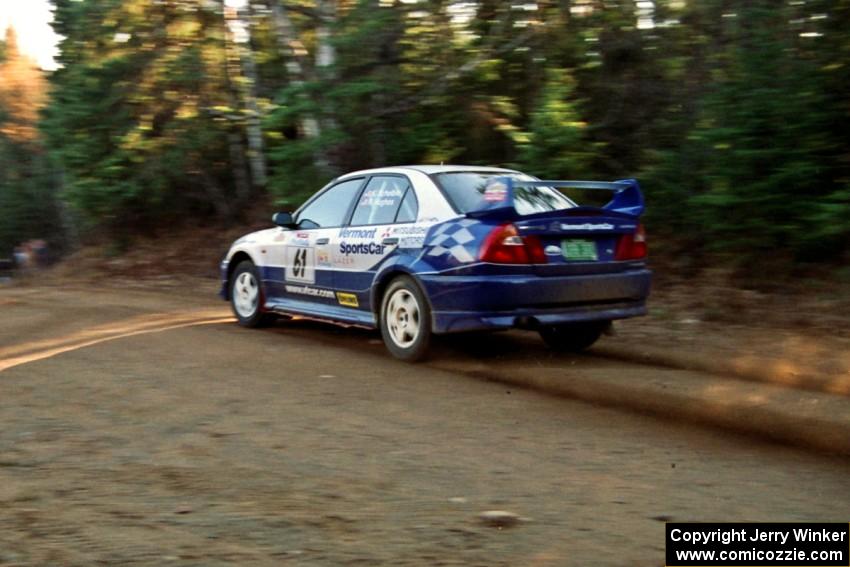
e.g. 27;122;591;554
42;0;249;233
0;26;61;258
0;26;49;142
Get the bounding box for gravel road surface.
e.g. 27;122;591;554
1;285;848;566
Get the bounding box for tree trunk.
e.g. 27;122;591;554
223;3;253;202
225;3;268;192
315;0;340;143
199;169;233;220
54;169;81;254
227;129;252;205
270;1;320;139
269;0;332;173
315;0;336;70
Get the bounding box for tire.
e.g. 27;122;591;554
230;260;270;327
380;276;432;362
538;321;608;353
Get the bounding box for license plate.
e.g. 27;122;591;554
562;239;598;261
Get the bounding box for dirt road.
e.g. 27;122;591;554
1;283;849;566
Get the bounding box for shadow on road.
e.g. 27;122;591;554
260;316;584;366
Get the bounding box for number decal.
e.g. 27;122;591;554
293;248;307;278
285;246;315;284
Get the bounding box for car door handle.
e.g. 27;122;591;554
382;237;399;245
315;238;329;245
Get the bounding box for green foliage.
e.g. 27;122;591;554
648;1;850;263
513;69;591;179
42;0;243;234
0;26;62;257
0;136;63;257
0;0;848;272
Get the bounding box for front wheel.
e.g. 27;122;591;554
230;260;270;327
538;321;609;352
380;276;432;362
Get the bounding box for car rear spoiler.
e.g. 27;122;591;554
466;177;645;220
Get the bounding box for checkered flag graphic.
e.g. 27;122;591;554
425;218;480;264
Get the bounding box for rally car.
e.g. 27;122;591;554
220;165;651;361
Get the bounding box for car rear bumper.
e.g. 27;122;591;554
418;268;651;333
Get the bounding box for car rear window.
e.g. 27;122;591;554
434;172;575;215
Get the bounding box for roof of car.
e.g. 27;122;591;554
402;165;521;175
341;164;522;177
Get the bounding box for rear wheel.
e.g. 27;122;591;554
380;276;432;362
230;260;270;327
538;321;608;352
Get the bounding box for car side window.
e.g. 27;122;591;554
349;176;409;226
296;178;363;229
395;187;418;223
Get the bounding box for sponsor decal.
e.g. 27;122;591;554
339;242;385;255
391;225;428;235
339;227;378;239
316;249;331;267
483;181;508;202
332;254;355;266
557;222;615;231
285;285;334;299
285;231;311;247
336;292;359;308
399;236;425;249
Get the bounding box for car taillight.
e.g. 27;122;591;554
479;223;547;264
615;223;647;260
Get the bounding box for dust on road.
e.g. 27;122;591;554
1;284;848;566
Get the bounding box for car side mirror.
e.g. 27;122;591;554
272;211;296;228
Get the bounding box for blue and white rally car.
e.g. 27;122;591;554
220;165;651;361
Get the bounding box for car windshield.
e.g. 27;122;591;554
434;172;576;215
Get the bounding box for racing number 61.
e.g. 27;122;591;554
285;245;314;284
293;248;307;278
